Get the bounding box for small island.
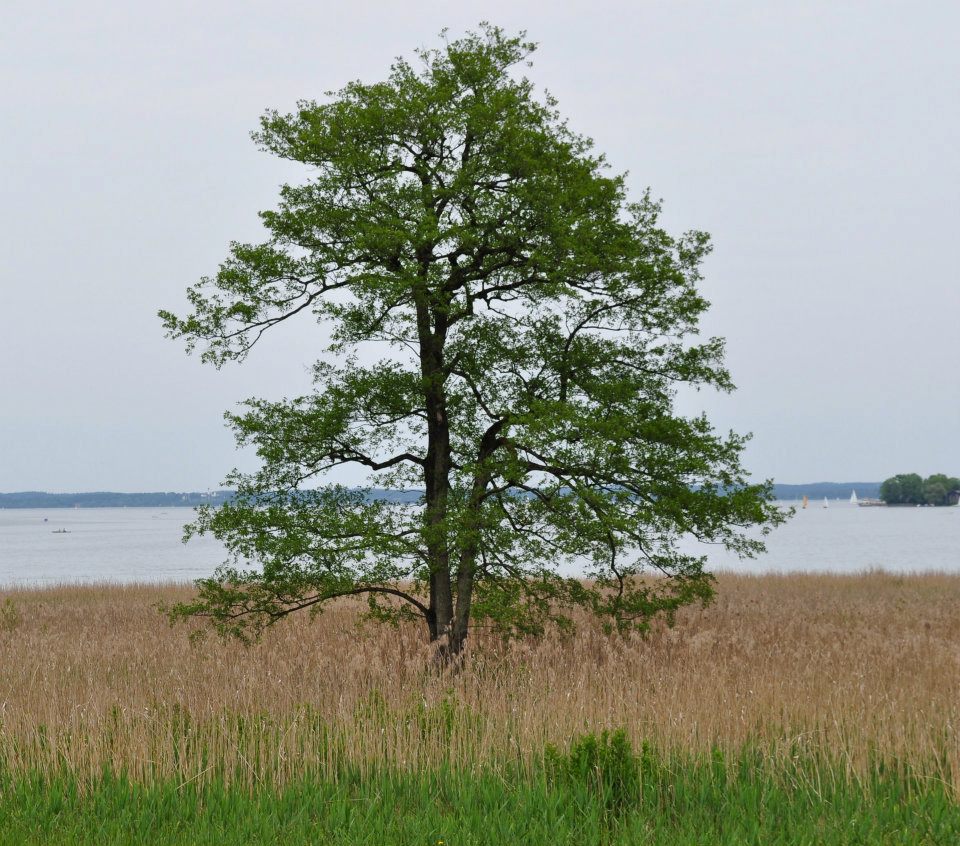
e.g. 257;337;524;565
880;473;960;506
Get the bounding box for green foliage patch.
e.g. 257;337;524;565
880;472;960;506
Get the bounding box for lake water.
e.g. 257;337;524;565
0;508;224;586
0;501;958;587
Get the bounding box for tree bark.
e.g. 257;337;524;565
414;277;454;649
447;419;505;657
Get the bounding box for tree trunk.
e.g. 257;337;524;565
448;578;472;657
445;420;506;656
424;406;453;646
415;285;454;649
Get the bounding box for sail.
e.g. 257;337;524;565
850;490;858;504
823;497;829;508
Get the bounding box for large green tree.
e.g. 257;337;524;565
881;473;960;506
880;473;924;505
922;474;960;506
161;25;782;658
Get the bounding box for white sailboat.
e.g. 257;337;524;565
822;497;829;508
850;490;858;505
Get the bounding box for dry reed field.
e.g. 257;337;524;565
0;572;957;792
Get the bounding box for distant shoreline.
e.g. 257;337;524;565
0;491;234;509
0;484;880;509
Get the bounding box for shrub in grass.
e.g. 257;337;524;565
545;729;653;816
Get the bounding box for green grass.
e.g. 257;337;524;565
1;735;957;845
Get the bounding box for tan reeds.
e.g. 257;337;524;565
0;572;957;791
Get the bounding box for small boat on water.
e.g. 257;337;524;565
823;497;829;509
850;490;858;505
802;495;809;509
51;529;70;534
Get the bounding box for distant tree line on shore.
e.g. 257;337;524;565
2;484;889;509
880;474;960;506
772;482;880;501
0;491;233;509
0;490;427;509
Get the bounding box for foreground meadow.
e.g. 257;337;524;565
0;572;958;843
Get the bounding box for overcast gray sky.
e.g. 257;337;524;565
2;0;957;491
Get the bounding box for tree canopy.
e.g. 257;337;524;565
880;473;960;506
160;25;782;658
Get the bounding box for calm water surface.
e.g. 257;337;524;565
679;499;960;574
0;508;224;586
0;501;958;586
